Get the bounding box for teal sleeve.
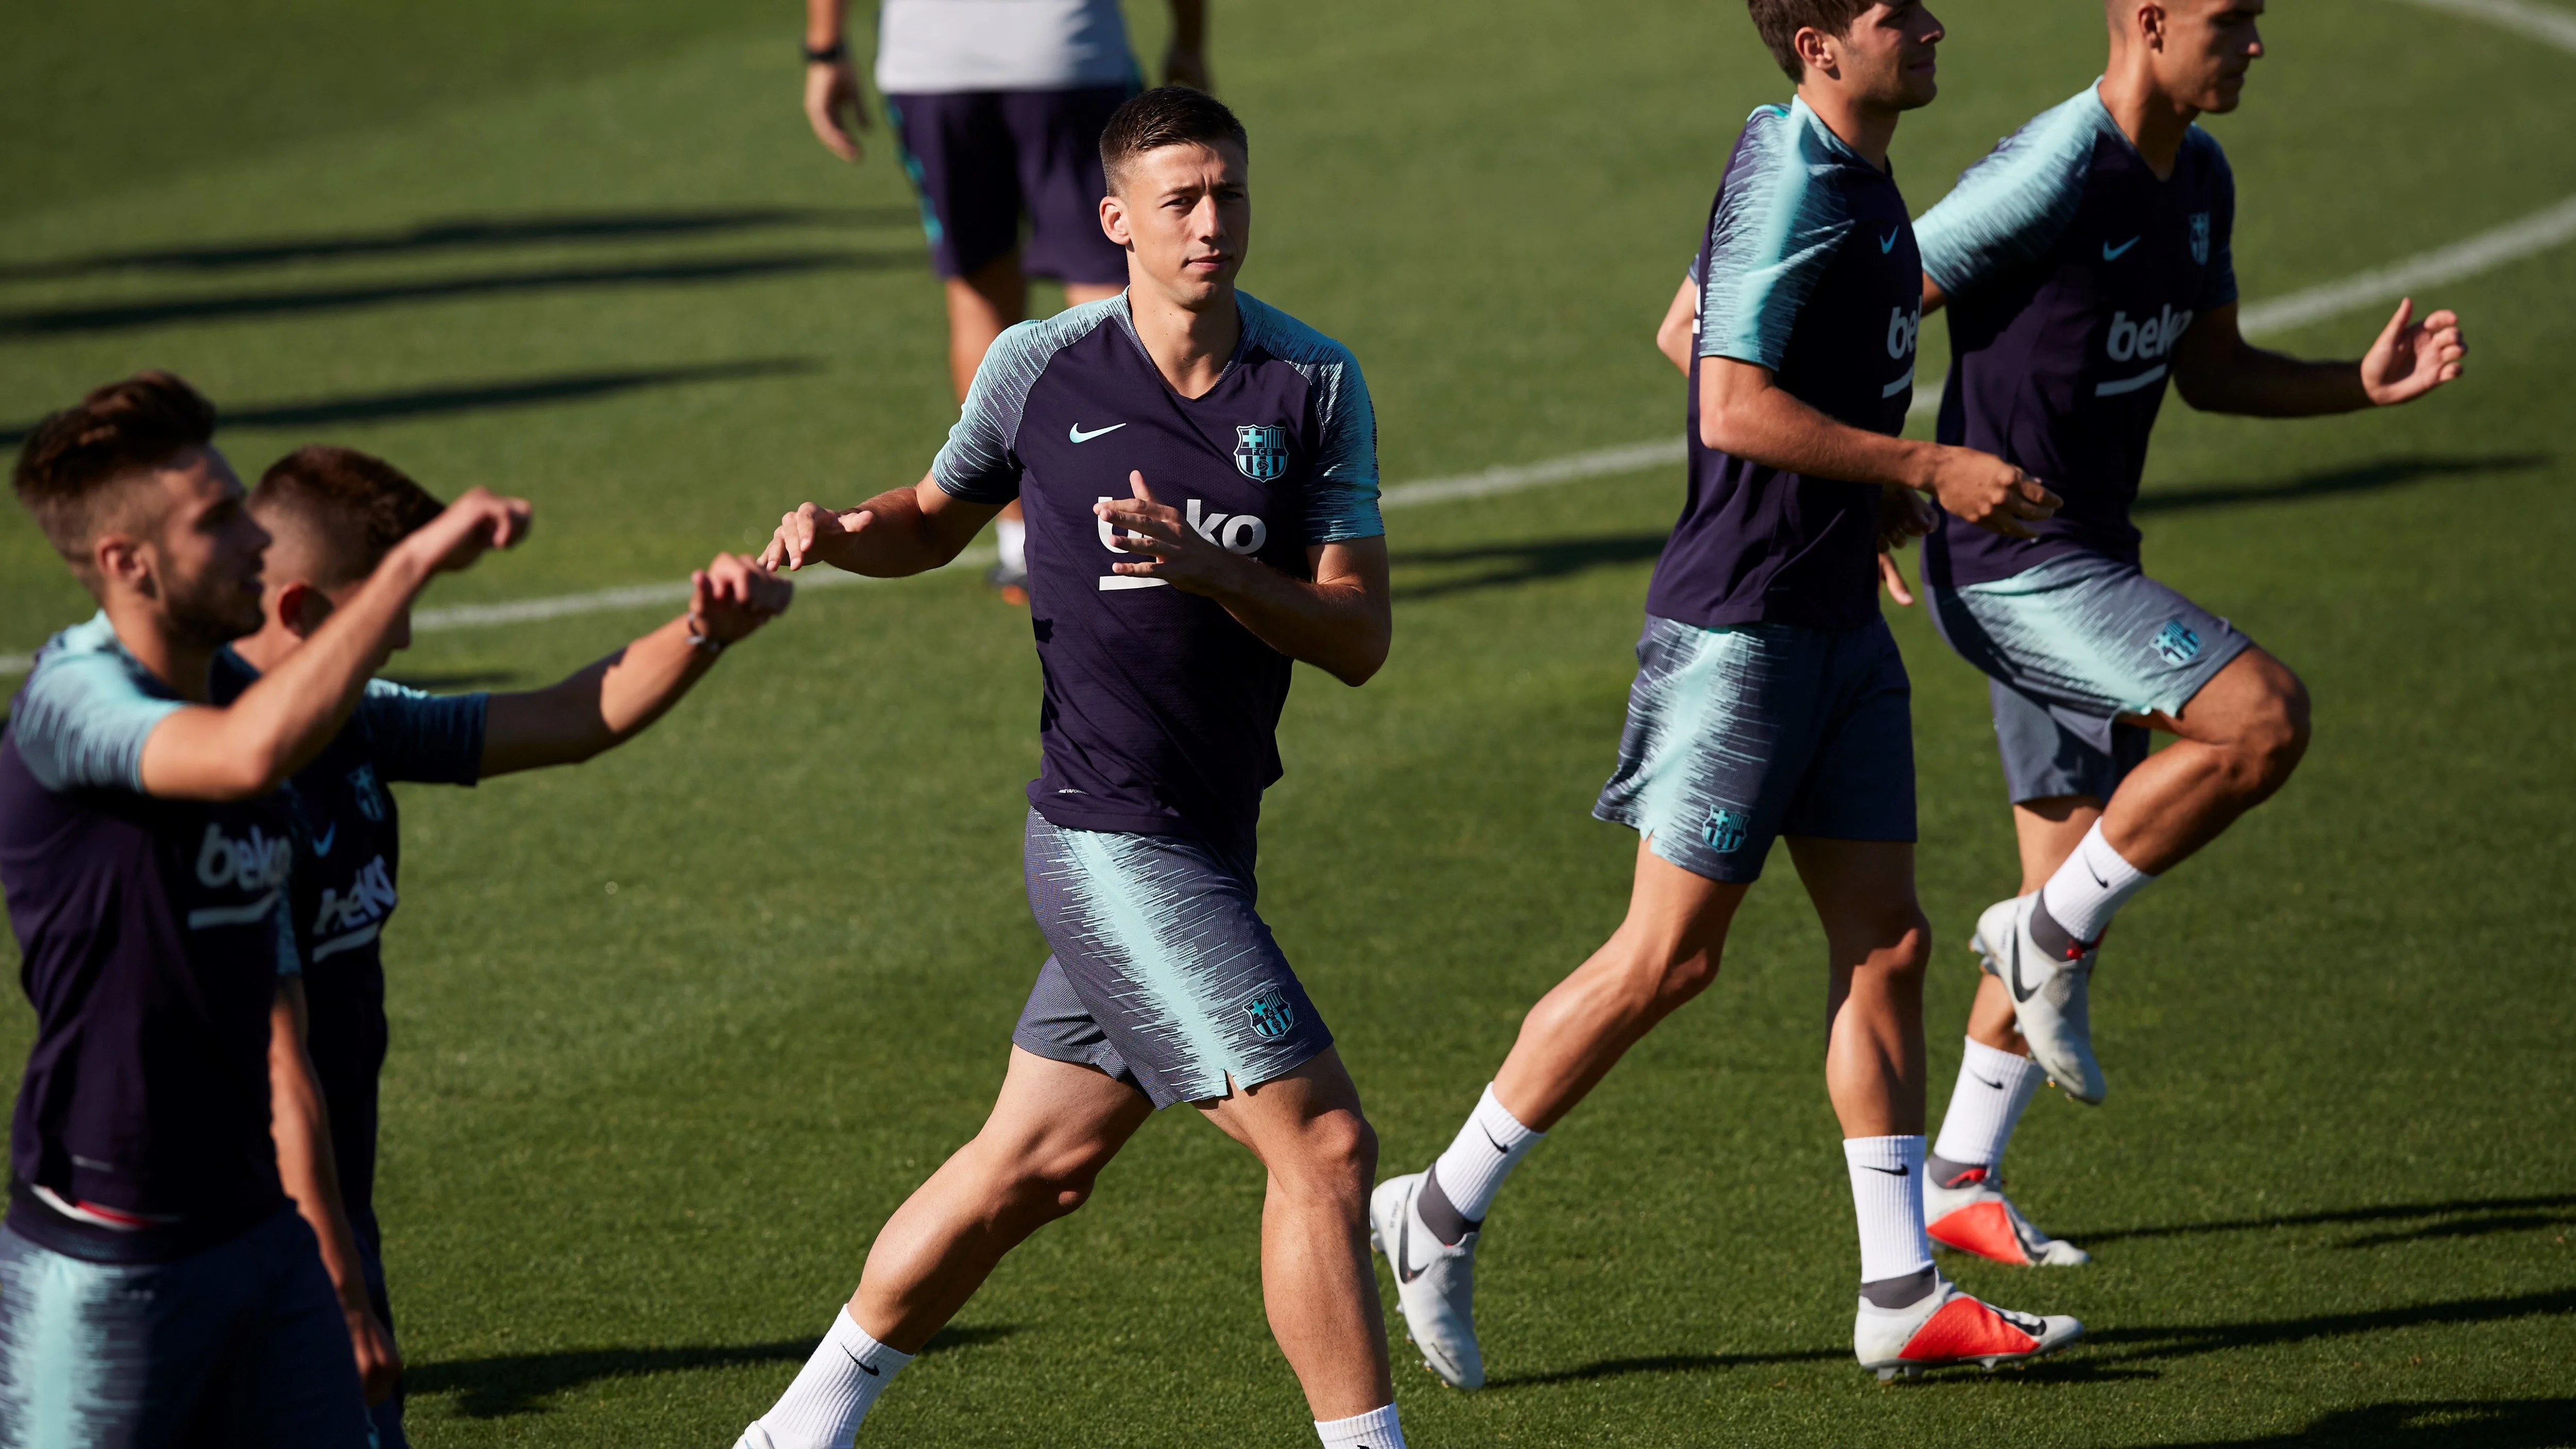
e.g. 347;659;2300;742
931;298;1124;505
1914;89;2104;298
12;635;183;794
1700;107;1852;370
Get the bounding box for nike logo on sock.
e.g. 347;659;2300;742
1971;1072;2006;1090
2087;861;2111;889
1860;1164;1910;1177
840;1344;882;1375
1068;422;1127;443
1480;1124;1510;1155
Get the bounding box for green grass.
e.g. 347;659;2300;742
5;1;2574;1444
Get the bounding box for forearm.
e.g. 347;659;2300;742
270;997;369;1306
481;618;718;775
2178;341;2369;417
1702;374;1936;491
1199;543;1390;687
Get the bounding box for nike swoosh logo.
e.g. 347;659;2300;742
2088;862;2111;889
1860;1164;1910;1177
1480;1124;1510;1155
2102;236;2140;260
312;825;336;857
1396;1187;1426;1284
840;1344;881;1376
1971;1073;2005;1091
1068;422;1127;444
1879;227;1901;254
2008;929;2041;1005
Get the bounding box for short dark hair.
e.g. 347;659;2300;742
1747;0;1876;82
11;370;217;563
1099;85;1248;191
250;446;446;587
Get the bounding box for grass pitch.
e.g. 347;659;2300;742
3;2;2573;1444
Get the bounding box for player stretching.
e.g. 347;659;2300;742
1904;0;2466;1268
221;446;789;1446
1374;1;2081;1388
741;89;1403;1448
0;373;525;1439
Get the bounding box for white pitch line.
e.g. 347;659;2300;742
2391;0;2576;54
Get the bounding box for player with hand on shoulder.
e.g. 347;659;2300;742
225;445;789;1445
1373;0;2082;1391
0;373;524;1442
1900;0;2464;1269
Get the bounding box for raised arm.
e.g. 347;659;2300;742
759;471;1004;579
270;977;401;1406
479;552;793;776
2173;297;2464;418
1164;0;1212;90
137;490;528;800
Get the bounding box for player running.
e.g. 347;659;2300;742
801;0;1209;601
1904;0;2466;1268
1372;0;2085;1388
219;445;790;1446
0;373;526;1440
739;88;1405;1448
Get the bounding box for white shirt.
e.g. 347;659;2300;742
875;0;1136;93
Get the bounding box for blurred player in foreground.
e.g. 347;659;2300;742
739;89;1403;1448
0;373;524;1440
1901;0;2464;1266
225;445;789;1444
802;0;1210;602
1374;0;2083;1389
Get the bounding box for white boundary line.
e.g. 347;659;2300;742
3;0;2568;681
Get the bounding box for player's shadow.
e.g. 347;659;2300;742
1391;533;1670;602
2110;1396;2576;1448
0;251;909;338
1482;1345;1843;1389
2135;452;2547;514
2076;1191;2576;1250
0;358;821;449
0;207;914;282
405;1322;1019;1419
2082;1286;2576;1366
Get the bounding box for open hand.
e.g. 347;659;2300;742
2361;297;2466;406
689;553;794;644
1925;446;2058;540
1094;471;1251;596
759;502;869;572
804;58;870;162
399;487;532;574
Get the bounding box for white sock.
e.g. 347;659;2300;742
1429;1083;1544;1224
754;1307;913;1448
1931;1038;2044;1173
1316;1404;1404;1449
1844;1135;1933;1284
2037;821;2155;944
995;516;1027;574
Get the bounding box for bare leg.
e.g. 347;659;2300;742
1197;1049;1393;1421
1965;798;2099;1054
2099;646;2311;872
849;1048;1151;1352
1789;839;1933;1138
1489;840;1749;1130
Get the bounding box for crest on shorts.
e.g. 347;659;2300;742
1244;986;1298;1041
2189;212;2211;266
347;764;387;823
2152;617;2202;667
1233;424;1290;483
1703;806;1749;855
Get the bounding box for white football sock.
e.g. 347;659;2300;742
995;517;1027;575
1315;1404;1405;1449
2037;821;2155;945
1844;1135;1934;1284
1429;1083;1544;1225
1931;1038;2044;1173
753;1307;913;1448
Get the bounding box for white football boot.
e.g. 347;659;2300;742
1369;1171;1486;1389
1972;894;2105;1105
1854;1274;2083;1379
1924;1165;2091;1267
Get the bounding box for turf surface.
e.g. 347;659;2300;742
3;1;2573;1444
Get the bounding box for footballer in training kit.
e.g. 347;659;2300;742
0;374;527;1441
740;88;1408;1449
1372;0;2080;1390
1905;0;2466;1267
211;446;789;1445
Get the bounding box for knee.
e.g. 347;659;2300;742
1621;937;1723;1013
993;1145;1116;1225
2225;672;2312;795
1273;1109;1377;1205
1843;907;1932;986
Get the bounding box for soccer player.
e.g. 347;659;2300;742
739;88;1403;1448
0;373;527;1439
802;0;1210;601
222;446;791;1446
1371;0;2085;1388
1904;0;2466;1267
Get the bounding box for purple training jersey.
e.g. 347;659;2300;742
931;291;1381;859
1916;83;2239;587
1649;98;1923;634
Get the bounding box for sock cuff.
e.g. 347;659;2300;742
1841;1134;1925;1172
1960;1036;2042;1086
829;1307;914;1373
1316;1403;1404;1449
1472;1083;1542;1149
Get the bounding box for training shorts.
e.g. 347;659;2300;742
1013;811;1333;1109
1927;551;2252;805
883;86;1132;283
1592;614;1916;884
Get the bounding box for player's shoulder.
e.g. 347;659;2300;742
1724;99;1876;220
1236;293;1363;376
1962;84;2115;194
986;294;1130;378
10;613;182;795
20;614;161;714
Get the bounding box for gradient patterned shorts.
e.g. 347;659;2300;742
1014;811;1333;1109
1592;615;1916;885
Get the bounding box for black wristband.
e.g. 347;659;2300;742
803;39;848;64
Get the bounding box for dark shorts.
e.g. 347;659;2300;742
1014;811;1333;1109
1592;615;1916;884
0;1207;371;1447
883;86;1132;283
1927;552;2252;805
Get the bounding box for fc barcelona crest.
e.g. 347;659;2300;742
2189;211;2211;266
1244;986;1298;1041
1233;423;1289;482
1704;806;1749;855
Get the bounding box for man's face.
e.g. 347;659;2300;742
1831;2;1946;111
2157;0;2264;113
141;447;270;647
1103;141;1249;308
